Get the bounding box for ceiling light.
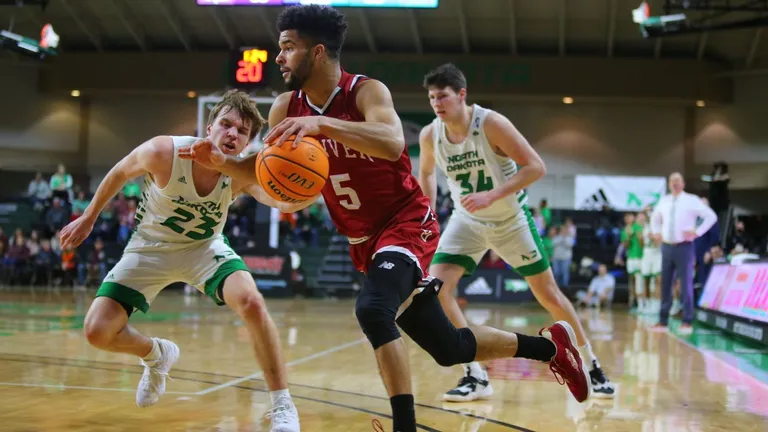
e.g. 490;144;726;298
70;90;80;97
562;96;574;104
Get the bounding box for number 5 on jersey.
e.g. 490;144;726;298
330;173;361;210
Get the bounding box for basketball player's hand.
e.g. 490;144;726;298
264;117;322;148
59;216;95;250
683;230;697;241
178;139;226;168
460;191;495;213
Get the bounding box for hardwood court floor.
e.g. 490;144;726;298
1;288;767;432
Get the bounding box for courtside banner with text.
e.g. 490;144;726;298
237;246;293;297
698;262;768;324
575;175;666;211
457;269;536;304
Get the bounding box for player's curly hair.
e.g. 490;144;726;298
207;89;266;140
276;5;348;60
423;63;467;93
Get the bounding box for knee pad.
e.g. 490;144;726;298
397;292;477;367
355;280;401;350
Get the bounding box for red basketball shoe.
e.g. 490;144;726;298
539;321;591;403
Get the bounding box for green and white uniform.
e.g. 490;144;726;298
430;105;549;276
621;223;644;275
641;224;661;277
96;136;248;313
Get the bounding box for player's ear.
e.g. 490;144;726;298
313;44;326;60
458;88;467;103
206;123;212;136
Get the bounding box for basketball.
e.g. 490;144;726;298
256;135;329;204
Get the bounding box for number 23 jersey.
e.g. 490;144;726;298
286;70;427;241
431;104;528;224
128;135;233;251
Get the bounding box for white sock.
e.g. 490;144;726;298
578;343;599;369
649;277;657;295
639;298;647;310
634;273;644;300
465;361;484;378
142;338;160;362
270;389;291;405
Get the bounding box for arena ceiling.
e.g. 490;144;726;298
1;0;768;69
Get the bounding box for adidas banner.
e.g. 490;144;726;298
457;269;536;304
574;175;666;211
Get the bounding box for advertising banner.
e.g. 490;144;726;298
575;175;666;211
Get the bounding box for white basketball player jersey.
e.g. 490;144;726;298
431;104;527;223
642;223;659;252
132;136;233;246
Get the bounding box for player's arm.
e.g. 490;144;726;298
233;182;315;213
84;136;170;221
417;124;438;208
316;80;405;161
483;112;546;203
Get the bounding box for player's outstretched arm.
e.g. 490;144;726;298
239;184;317;214
60;136;172;249
319;80;405;161
418;124;438;209
482;112;547;201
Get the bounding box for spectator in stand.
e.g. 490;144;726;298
575;264;615;308
45;198;70;236
0;226;8;258
563;217;577;244
728;220;757;254
295;207;319;247
542;226;556;262
117;199;137;244
552;224;576;290
93;200;117;241
5;232;30;284
27;172;52;211
530;207;545;235
33;239;58;286
596;204;621;247
539;199;552;230
78;237;107;286
112;192;130;220
49;164;73;204
60;247;78;286
26;230;41;260
50;229;62;256
71;190;91;221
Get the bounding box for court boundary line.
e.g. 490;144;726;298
664;329;768;391
0;381;193;395
194;337;366;395
0;353;533;431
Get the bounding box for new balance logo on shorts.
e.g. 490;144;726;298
378;261;395;270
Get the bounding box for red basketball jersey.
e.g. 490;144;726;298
286;70;427;240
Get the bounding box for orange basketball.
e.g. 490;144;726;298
256;135;329;205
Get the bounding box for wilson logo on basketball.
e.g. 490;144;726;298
266;179;305;204
281;172;316;190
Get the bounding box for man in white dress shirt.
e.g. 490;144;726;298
650;173;717;334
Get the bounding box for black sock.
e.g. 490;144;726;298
514;333;557;362
390;394;416;432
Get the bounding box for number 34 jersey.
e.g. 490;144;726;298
431;104;528;224
127;136;233;252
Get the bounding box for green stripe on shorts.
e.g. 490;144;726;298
431;253;478;276
96;282;150;314
515;205;551;277
203;258;250;305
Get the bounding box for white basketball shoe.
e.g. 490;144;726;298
136;338;180;408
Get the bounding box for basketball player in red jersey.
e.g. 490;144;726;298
180;5;591;430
